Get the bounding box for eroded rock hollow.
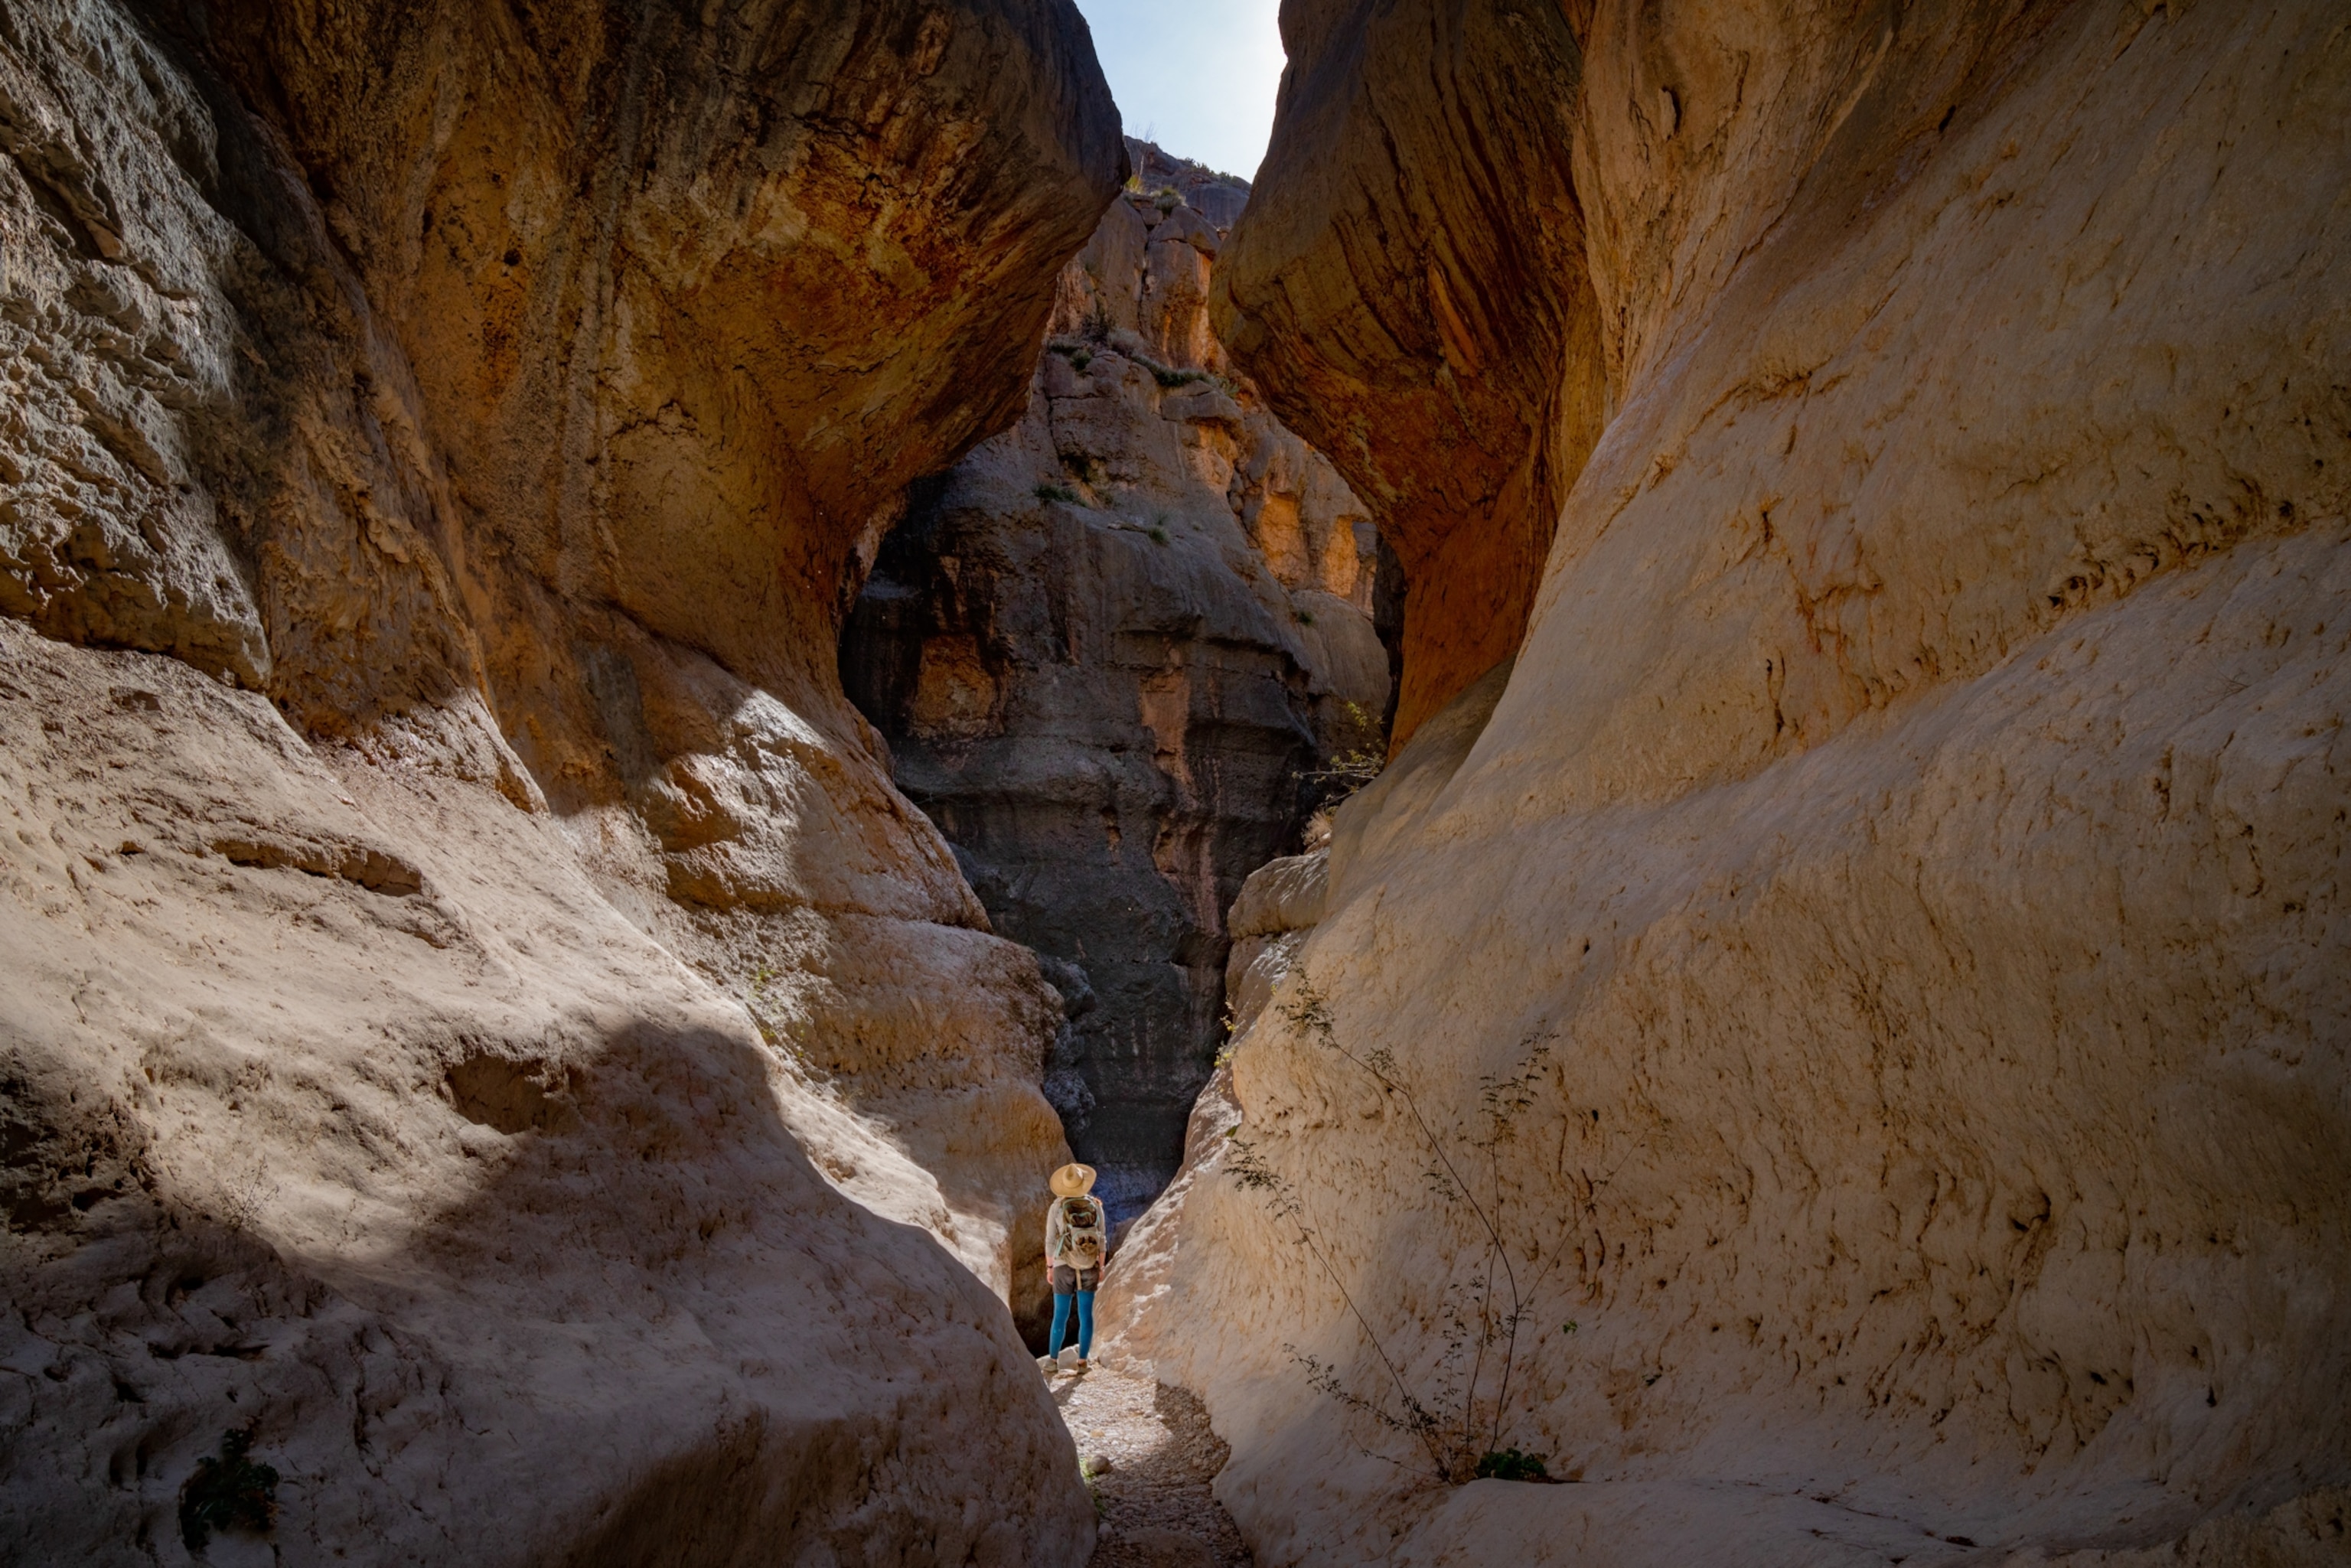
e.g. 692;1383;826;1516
2;0;1125;1559
8;0;2348;1563
843;139;1391;1225
1113;2;2351;1565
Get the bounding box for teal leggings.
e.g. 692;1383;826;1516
1048;1289;1094;1358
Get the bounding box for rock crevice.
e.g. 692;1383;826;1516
844;140;1391;1226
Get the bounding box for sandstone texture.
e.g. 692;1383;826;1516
843;141;1389;1225
1210;0;1603;748
1114;3;2351;1566
1221;848;1329;1043
2;0;1121;1560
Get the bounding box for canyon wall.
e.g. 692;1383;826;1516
843;141;1389;1225
1;0;1120;1560
1117;2;2351;1565
1208;0;1603;748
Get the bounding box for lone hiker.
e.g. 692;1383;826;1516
1042;1162;1109;1374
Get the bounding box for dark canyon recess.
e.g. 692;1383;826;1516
843;142;1394;1223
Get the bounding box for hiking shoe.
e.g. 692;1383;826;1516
1039;1355;1059;1376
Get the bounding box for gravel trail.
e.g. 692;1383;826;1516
1045;1358;1256;1567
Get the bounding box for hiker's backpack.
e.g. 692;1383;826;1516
1055;1195;1107;1270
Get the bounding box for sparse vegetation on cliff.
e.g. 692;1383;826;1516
178;1429;278;1550
1228;973;1564;1485
1299;699;1384;814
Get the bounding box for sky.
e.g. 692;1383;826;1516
1071;0;1287;182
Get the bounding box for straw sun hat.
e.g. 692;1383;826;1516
1050;1162;1097;1198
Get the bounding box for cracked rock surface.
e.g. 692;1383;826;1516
2;0;1120;1560
1116;2;2351;1565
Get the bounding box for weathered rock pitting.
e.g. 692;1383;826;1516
1114;3;2351;1566
2;0;1122;1559
1210;0;1603;748
843;141;1390;1225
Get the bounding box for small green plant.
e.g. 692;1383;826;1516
1071;348;1094;373
1035;483;1079;504
1296;609;1316;627
1149;524;1169;546
745;964;789;1053
747;965;776;1042
1299;697;1386;813
180;1429;278;1550
217;1152;276;1232
1081;298;1114;344
1474;1446;1551;1482
1152;364;1207;390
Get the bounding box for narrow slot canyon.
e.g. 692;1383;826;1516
840;136;1397;1240
2;3;2346;1567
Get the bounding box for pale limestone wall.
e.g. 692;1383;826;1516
1114;3;2351;1564
0;621;1084;1563
0;0;1120;1557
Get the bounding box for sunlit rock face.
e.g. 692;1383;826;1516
1115;3;2351;1565
843;141;1391;1224
0;0;1121;1559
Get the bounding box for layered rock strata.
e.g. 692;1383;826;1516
1115;3;2351;1566
1;0;1120;1559
843;142;1390;1224
1210;0;1603;748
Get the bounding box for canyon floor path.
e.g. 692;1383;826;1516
1052;1363;1254;1568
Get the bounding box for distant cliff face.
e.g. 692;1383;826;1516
844;140;1391;1224
0;1;1119;1559
1119;3;2351;1566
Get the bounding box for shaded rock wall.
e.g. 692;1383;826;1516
843;142;1389;1223
1114;3;2351;1565
1210;0;1606;748
1;0;1121;1559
